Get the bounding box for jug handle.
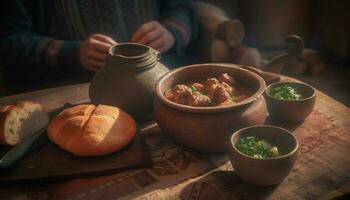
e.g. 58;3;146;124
152;49;161;61
262;35;304;74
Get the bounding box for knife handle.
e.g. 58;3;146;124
0;127;46;170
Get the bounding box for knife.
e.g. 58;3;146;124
0;126;47;170
0;100;92;171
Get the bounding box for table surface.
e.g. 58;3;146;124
0;76;349;200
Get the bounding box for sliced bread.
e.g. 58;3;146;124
0;102;49;146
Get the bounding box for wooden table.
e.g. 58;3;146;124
0;77;349;200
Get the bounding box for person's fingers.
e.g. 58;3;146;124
147;38;164;50
84;63;99;71
87;50;108;62
131;21;157;42
92;34;117;45
157;45;167;53
137;29;163;45
90;38;112;53
86;59;105;71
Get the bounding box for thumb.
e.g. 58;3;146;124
93;34;118;45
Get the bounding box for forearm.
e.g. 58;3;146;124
0;34;81;71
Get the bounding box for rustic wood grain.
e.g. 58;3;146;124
0;133;152;185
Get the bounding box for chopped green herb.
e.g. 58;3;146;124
236;136;281;158
207;97;212;105
270;85;302;100
191;86;197;93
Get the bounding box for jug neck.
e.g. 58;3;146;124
107;43;160;71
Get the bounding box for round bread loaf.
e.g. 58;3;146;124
0;101;49;146
48;104;137;156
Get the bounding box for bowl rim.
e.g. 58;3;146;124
265;81;316;102
229;125;299;160
155;63;266;113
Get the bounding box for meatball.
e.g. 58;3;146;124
188;92;211;106
205;78;219;87
165;84;192;104
218;73;235;86
191;83;205;92
205;78;220;96
212;84;231;103
221;82;235;95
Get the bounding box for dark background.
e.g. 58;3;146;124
201;0;350;106
205;0;349;67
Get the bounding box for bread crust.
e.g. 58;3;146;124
48;104;137;156
0;104;14;145
0;102;48;145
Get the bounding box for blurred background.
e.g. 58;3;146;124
208;0;349;62
202;0;349;106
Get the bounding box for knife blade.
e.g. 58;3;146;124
0;126;47;170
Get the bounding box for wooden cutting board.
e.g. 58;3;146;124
0;130;152;185
0;85;152;186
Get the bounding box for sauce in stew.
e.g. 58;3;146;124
164;73;253;107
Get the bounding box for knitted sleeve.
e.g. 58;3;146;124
159;0;198;54
0;0;81;73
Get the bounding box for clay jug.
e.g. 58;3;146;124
89;43;169;121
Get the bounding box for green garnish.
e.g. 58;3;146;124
191;86;197;93
207;97;212;105
236;136;280;159
270;85;302;100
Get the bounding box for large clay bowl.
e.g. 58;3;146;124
265;81;316;123
154;63;267;152
228;125;299;186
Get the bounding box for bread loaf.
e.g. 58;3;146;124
48;104;137;156
0;101;49;145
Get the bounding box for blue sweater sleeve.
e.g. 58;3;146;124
0;0;81;72
159;0;197;54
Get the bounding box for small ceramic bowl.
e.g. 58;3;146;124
265;81;316;123
228;125;299;186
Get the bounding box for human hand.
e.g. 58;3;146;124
80;34;117;71
131;20;174;53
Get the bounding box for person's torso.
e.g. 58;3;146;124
27;0;161;42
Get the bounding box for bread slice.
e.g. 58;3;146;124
0;102;49;145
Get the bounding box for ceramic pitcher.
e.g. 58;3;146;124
89;43;169;121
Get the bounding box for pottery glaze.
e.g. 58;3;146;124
89;43;169;121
